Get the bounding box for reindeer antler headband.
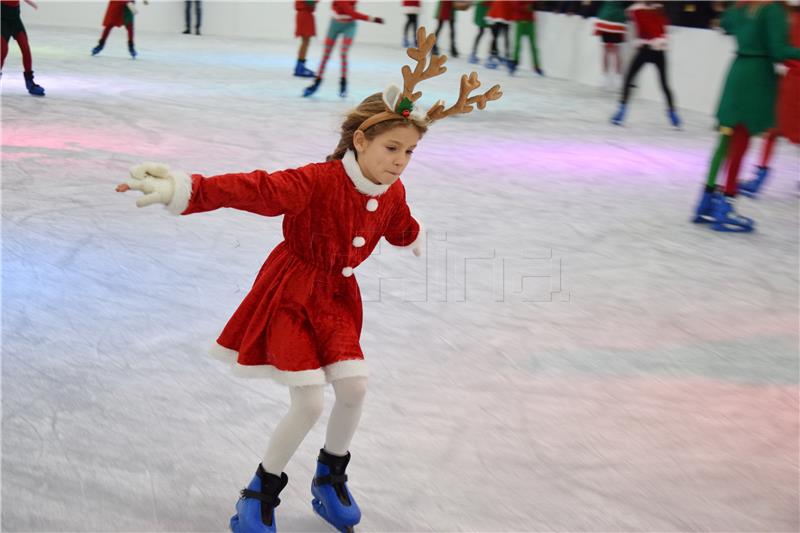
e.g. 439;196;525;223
357;26;503;132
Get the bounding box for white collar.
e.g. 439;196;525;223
342;150;391;197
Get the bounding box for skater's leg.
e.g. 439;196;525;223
340;35;353;80
184;0;191;32
298;36;311;61
261;385;325;476
620;47;647;105
324;376;368;456
471;26;484;56
100;25;113;43
501;23;510;61
529;20;541;70
125;22;134;45
411;13;418;44
449;18;457;55
1;36;8;69
759;128;778;168
513;22;524;64
14;31;32;72
705;130;732;190
194;0;202;33
654;49;675;111
724;124;751;197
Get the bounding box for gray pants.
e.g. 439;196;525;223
185;1;201;32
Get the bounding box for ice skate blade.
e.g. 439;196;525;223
312;498;356;533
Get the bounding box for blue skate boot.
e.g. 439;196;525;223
692;187;720;224
24;71;45;96
710;195;754;233
91;40;105;56
230;465;289;533
611;103;626;126
303;76;322;97
311;449;360;533
339;77;347;98
668;108;682;129
740;166;769;197
128;42;137;59
484;55;499;69
468;52;479;64
294;59;315;78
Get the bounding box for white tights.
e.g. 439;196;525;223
261;376;368;475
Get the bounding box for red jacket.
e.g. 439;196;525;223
332;0;373;22
627;2;668;49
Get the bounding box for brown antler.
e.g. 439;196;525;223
426;72;503;121
400;26;448;105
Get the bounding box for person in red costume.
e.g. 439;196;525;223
1;0;44;96
484;0;515;69
116;27;502;533
91;0;149;59
302;0;384;98
293;0;317;78
741;0;800;197
610;1;681;128
402;0;421;48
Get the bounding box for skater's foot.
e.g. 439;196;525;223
195;28;201;35
535;67;545;76
711;195;754;233
182;28;190;34
91;41;104;56
740;166;770;197
468;52;479;64
303;77;322;97
611;103;626;126
294;59;315;78
668;109;682;129
128;42;137;59
339;77;347;98
23;71;44;97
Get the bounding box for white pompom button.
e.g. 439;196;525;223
352;236;366;248
341;266;354;277
366;198;379;212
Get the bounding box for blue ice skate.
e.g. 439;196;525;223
484;55;499;70
24;71;44;96
692;188;720;224
740;166;769;197
303;77;322;97
468;52;479;64
128;42;137;59
668;108;681;129
611;103;626;126
311;449;360;533
230;465;288;533
294;59;315;78
339;77;347;98
710;195;754;233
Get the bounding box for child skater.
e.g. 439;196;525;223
610;1;681;128
116;26;502;533
740;0;800;197
509;0;544;76
594;0;626;90
402;0;421;47
692;0;800;232
1;0;44;96
303;0;384;98
468;0;491;64
484;0;514;69
294;0;317;77
91;0;148;59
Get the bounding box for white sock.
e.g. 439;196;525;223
262;384;325;475
324;376;368;456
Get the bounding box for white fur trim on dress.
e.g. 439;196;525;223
209;343;368;386
342;151;391;197
166;171;193;215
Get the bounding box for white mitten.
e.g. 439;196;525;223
126;162;175;208
126;2;138;15
411;222;425;257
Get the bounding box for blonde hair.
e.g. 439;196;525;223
327;93;429;161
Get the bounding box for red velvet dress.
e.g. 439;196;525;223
102;1;131;28
777;11;800;144
180;152;421;385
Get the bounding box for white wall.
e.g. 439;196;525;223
24;1;735;113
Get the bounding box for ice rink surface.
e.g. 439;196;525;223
3;25;798;532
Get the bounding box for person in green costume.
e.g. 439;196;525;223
509;1;544;76
693;1;800;232
469;0;491;64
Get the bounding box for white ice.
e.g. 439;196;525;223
2;23;798;532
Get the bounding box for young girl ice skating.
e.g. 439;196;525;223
116;26;501;533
